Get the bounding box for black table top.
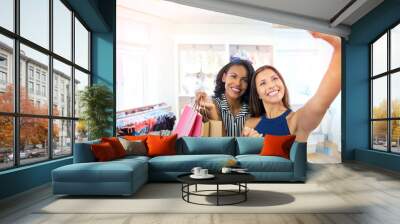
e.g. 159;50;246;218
177;172;255;185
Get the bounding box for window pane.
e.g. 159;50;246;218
20;0;49;49
372;121;387;151
53;59;72;117
372;33;387;76
20;117;49;165
74;69;89;118
391;24;400;70
391;72;400;118
20;44;49;115
0;116;13;170
372;77;387;119
75;120;88;143
0;34;14;112
391;120;400;153
75;18;89;70
53;0;72;60
53;119;72;158
0;0;14;31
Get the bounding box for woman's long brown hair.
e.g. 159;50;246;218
249;65;290;117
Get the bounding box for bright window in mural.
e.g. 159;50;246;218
0;0;91;171
371;23;400;153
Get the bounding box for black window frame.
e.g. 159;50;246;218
0;0;92;171
370;20;400;154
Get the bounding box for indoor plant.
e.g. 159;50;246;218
79;84;113;140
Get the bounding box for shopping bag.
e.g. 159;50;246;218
173;104;202;138
189;113;203;137
209;120;224;137
201;121;210;136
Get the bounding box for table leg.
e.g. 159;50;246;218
187;184;190;202
245;183;247;201
195;184;197;192
181;184;183;199
217;184;219;206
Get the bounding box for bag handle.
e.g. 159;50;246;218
194;95;209;122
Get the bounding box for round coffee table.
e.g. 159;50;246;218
177;173;255;206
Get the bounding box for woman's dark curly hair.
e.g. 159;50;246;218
213;59;255;103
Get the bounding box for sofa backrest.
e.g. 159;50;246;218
73;139;100;163
177;137;236;155
73;137;269;162
235;137;264;155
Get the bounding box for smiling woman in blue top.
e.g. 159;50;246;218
195;59;255;136
242;32;341;143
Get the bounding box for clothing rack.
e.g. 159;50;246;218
116;103;176;136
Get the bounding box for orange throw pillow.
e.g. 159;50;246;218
260;134;296;159
101;137;127;158
146;134;177;157
91;142;117;161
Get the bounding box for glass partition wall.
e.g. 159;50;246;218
0;0;91;170
370;23;400;153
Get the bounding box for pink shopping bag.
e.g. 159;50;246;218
173;105;203;138
189;112;203;137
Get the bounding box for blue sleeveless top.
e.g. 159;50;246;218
254;109;292;136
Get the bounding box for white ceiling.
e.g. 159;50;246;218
118;0;384;38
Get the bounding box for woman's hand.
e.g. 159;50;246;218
194;90;219;120
242;126;263;137
195;91;215;110
310;31;341;50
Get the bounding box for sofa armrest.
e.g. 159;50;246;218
289;142;307;181
73;140;100;163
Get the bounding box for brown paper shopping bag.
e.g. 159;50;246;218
209;120;223;137
201;121;210;137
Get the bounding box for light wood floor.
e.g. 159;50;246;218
1;161;400;224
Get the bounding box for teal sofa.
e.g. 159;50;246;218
52;137;307;196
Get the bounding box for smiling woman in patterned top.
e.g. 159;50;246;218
195;59;255;136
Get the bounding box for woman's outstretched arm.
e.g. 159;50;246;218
295;32;341;134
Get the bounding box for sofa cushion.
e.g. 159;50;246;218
101;137;127;158
235;137;264;155
260;135;296;159
236;155;293;172
147;134;177;157
178;137;236;155
119;138;147;156
52;159;147;183
91;142;118;161
148;154;235;172
115;155;150;164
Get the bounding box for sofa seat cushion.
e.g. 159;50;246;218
117;155;150;163
236;155;293;172
149;154;235;172
52;159;147;183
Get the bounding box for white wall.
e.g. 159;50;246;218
117;7;176;113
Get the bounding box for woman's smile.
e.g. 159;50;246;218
230;86;242;94
267;89;280;97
